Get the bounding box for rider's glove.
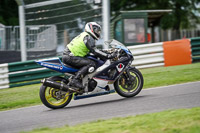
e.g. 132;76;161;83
107;52;117;59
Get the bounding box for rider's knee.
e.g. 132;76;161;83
88;61;96;73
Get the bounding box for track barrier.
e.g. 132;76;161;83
190;37;200;63
0;60;63;89
163;39;192;66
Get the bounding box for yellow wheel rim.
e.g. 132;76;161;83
45;87;70;106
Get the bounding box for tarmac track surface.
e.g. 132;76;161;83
0;81;200;133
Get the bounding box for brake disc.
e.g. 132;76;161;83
126;76;137;91
50;88;63;100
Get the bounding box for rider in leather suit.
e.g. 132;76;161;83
62;22;115;91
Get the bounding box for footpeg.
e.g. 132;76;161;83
68;87;84;95
68;87;80;92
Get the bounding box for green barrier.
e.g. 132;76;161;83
9;69;63;83
193;51;200;56
190;37;200;63
9;81;41;88
190;37;200;41
191;42;200;46
7;57;64;88
8;60;42;72
192;47;200;51
192;56;200;63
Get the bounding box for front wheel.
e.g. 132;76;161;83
114;67;143;98
39;76;73;109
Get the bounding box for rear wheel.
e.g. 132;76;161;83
114;67;143;97
40;76;73;109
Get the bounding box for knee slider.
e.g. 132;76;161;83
88;61;96;73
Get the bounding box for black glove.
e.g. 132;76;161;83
107;52;117;59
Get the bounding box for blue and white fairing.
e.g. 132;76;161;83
92;39;133;81
35;56;106;73
35;58;79;73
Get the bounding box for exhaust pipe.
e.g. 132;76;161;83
41;78;69;92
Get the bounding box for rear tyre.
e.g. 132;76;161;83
114;67;143;98
40;76;73;109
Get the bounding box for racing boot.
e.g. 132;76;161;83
69;71;85;92
70;78;84;91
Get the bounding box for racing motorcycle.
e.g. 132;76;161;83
36;39;143;109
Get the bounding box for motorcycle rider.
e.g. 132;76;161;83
62;22;116;91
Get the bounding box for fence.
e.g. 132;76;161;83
160;29;200;42
1;1;103;63
0;26;6;50
0;25;57;51
0;25;57;63
24;0;102;51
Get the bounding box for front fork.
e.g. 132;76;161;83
124;70;130;80
124;66;136;82
123;58;134;79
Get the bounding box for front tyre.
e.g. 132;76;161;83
40;76;73;109
114;67;143;98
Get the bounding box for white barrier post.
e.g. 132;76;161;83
0;63;9;89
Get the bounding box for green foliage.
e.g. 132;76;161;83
0;0;18;25
22;107;200;133
160;14;175;29
111;0;200;30
0;16;6;24
0;0;199;30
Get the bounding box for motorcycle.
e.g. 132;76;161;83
36;39;144;109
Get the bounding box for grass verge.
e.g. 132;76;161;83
0;63;200;111
140;63;200;89
21;107;200;133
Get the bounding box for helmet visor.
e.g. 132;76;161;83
93;25;101;38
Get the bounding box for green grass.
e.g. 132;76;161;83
0;63;200;111
21;107;200;133
0;84;41;111
141;63;200;88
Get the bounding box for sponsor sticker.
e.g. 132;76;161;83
116;63;124;72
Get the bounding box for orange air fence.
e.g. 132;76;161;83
163;39;192;66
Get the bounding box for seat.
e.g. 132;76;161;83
63;63;79;69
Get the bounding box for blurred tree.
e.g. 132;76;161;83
0;0;19;25
111;0;200;30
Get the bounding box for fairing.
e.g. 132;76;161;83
104;39;132;56
35;58;78;73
